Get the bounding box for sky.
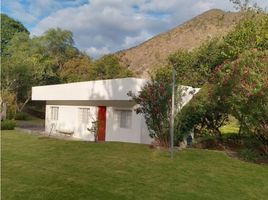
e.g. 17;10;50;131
1;0;268;58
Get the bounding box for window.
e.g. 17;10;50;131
51;107;59;121
115;109;132;129
79;108;91;124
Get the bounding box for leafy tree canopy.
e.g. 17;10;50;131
154;12;268;88
60;54;93;83
1;15;135;118
0;13;29;55
37;28;79;71
174;11;268;153
89;54;133;80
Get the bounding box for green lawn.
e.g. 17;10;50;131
220;116;240;134
2;131;268;200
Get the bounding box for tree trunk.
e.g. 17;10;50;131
17;96;31;112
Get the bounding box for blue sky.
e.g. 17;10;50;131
1;0;268;58
1;0;89;29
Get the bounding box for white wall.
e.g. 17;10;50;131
46;104;97;141
45;101;152;144
140;116;153;144
105;107;149;143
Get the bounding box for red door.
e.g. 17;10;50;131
97;106;106;141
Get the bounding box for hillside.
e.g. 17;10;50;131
115;9;243;77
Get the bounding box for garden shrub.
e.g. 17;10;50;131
128;79;182;147
1;120;16;130
239;148;260;162
1;90;17;119
221;133;241;144
209;50;268;154
15;112;30;120
176;84;228;140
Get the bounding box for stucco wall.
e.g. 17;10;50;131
140;116;153;144
106;107;144;143
45;101;151;144
46;104;98;141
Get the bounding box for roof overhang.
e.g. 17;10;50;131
32;78;147;101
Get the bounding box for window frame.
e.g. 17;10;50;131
114;109;132;129
50;106;59;121
79;107;91;124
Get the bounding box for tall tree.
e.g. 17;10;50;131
0;13;29;55
60;54;93;83
89;55;133;80
1;32;54;112
128;80;181;147
39;28;79;72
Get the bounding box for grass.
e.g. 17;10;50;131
220;116;240;134
220;126;239;134
2;131;268;200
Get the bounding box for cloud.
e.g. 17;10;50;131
3;0;268;58
85;46;110;58
31;0;169;58
1;0;89;27
2;1;37;24
123;31;152;48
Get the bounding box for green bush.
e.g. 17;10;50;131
128;79;176;147
239;148;260;162
1;120;16;130
15;112;30;120
221;133;241;143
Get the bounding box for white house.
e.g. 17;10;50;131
32;78;199;144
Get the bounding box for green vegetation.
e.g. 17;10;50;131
219;117;240;134
14;113;45;129
195;132;268;163
15;112;31;120
154;12;268;87
1;14;132;119
0;13;29;55
220;125;239;134
152;8;268;154
239;148;261;162
59;54;93;83
2;131;268;200
15;118;45;128
153;38;225;87
209;50;268;151
89;54;133;80
1;120;16;130
128;80;179;147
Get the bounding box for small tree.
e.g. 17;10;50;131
1;90;17;119
209;50;268;154
128;79;181;147
176;85;229;139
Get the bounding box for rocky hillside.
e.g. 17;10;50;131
115;9;243;77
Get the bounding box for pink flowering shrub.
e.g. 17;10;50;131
209;50;268;154
128;80;176;147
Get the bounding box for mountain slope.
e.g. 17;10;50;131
115;9;243;77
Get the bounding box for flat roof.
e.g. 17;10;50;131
32;78;147;101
